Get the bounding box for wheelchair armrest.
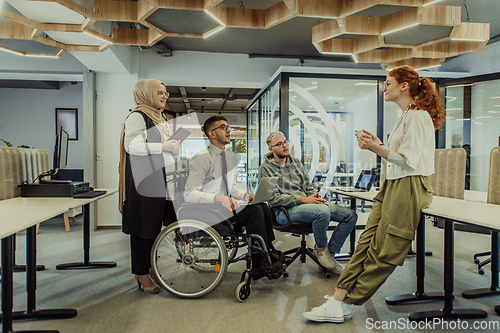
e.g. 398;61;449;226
278;206;293;225
179;202;225;211
178;202;237;237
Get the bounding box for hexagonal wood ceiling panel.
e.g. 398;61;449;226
0;0;491;68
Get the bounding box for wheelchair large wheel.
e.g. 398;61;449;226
151;219;228;298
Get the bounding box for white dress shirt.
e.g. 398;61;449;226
384;109;435;180
124;112;175;199
184;144;246;203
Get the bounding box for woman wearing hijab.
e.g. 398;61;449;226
118;79;180;293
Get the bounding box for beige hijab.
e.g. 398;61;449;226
118;79;172;214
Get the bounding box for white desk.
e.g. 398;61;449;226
0;189;118;270
330;188;500;319
410;197;500;321
0;190;117;327
0;205;75;333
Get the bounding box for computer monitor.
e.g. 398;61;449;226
52;127;69;177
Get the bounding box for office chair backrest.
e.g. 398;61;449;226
0;147;50;200
487;147;500;205
429;148;466;199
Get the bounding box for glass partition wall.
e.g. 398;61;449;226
247;73;382;195
249;70;500;196
443;76;500;192
247;80;280;193
288;77;378;197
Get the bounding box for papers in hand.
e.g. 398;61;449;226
168;127;191;142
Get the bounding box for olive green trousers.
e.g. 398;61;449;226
337;175;433;305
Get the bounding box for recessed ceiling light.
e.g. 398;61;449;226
382;23;419;36
311;82;317;85
304;86;317;90
447;83;473;88
423;0;443;6
355;82;377;86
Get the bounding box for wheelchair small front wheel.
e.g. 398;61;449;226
151;219;228;299
236;281;251;302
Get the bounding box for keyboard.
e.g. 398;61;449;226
73;190;107;198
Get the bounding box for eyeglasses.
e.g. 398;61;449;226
157;91;170;98
271;140;289;148
211;124;231;132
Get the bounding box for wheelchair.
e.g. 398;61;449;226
150;171;285;302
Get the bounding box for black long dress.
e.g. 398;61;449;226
122;111;177;239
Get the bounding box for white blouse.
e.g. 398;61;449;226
384;109;435;180
124;112;176;200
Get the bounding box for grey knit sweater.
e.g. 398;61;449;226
258;152;316;210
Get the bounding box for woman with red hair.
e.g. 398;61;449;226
304;65;445;323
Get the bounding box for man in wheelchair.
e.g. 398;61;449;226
183;116;285;280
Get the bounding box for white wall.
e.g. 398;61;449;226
138;49;372;89
0;81;84;169
440;41;500;76
0;51;86;79
95;73;139;227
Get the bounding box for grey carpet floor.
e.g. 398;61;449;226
8;213;500;332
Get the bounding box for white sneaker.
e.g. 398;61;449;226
341;301;352;320
330;255;344;275
303;295;344;323
313;245;336;270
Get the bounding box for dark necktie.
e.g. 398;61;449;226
220;151;229;197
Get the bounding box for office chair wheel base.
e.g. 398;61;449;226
236;281;251;302
283;271;289;278
317;266;333;279
474;259;480;264
478;269;485;275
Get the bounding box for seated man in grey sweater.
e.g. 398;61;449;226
258;131;357;274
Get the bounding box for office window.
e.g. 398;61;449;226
445;86;468;149
247;103;260;193
260;80;280;163
288;77;378;196
470;80;500;191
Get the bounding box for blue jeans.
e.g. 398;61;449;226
276;203;357;254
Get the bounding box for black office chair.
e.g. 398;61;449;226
474;251;492;275
271;206;340;278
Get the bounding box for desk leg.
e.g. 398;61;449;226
0;237;45;275
56;203;116;270
334;197;356;261
462;231;500;298
6;226;78;322
386;215;444;305
409;219;487;321
1;235;58;333
2;236;14;333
